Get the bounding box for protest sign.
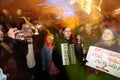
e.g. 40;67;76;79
86;46;120;78
0;68;7;80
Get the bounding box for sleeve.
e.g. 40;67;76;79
41;46;47;70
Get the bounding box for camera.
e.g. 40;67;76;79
15;30;33;40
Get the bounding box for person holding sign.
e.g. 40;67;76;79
87;27;120;80
95;27;120;52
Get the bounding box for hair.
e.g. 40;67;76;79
44;30;54;45
61;26;71;31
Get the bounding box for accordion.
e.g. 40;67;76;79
61;43;76;65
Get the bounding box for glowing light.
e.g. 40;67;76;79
69;0;103;25
93;0;103;11
97;0;102;11
69;0;93;14
112;8;120;16
70;0;103;14
58;17;80;29
37;0;103;27
85;0;92;14
37;0;75;18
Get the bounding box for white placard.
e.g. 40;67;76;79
0;68;7;80
86;46;120;78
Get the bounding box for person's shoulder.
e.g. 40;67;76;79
4;37;17;43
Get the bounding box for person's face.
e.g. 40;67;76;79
77;35;81;40
63;28;72;39
22;24;31;31
102;29;115;41
22;24;33;36
22;24;33;43
17;9;22;15
46;35;54;44
85;25;92;34
0;30;4;41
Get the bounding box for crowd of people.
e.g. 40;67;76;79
0;8;120;80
